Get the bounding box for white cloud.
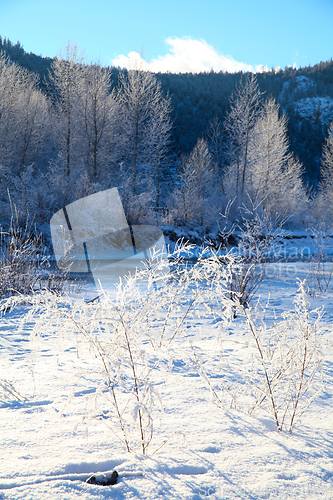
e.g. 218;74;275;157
111;51;150;71
111;38;259;74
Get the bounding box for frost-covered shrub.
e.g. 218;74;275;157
204;280;323;432
307;228;333;297
0;209;47;299
218;204;285;308
12;243;233;454
245;280;323;432
0;203;74;300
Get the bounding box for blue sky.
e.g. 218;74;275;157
1;0;332;73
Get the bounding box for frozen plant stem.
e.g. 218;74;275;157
117;306;147;455
244;309;281;431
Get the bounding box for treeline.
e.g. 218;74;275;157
0;43;173;229
1;38;333;236
0;36;53;87
3;36;333;186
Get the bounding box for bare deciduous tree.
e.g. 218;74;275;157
223;74;262;198
172;138;214;226
48;42;84;176
207;117;225;194
318;122;333;219
79;64;120;180
116;69;172;204
0;51;48;175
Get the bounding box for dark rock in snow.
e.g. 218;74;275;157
86;469;118;486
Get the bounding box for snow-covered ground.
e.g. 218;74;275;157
1;258;333;499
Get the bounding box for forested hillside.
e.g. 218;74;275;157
1;36;333;235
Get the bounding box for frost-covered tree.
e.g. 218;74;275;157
78;64;120;180
0;51;50;217
252;98;289;195
15;85;49;174
318;122;333;206
0;51;48;173
0;51;26;167
223;74;262;198
172;138;214;226
223;82;306;221
322;122;333;176
47;42;84;176
251;97;306;217
207;117;225;194
116;69;172;202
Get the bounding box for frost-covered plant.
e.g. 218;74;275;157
307;228;333;297
207;280;323;432
11;242;232;454
245;280;323;432
0;202;73;301
0;207;47;299
0;379;26;403
218;203;285;308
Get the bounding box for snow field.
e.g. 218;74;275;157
0;263;333;499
